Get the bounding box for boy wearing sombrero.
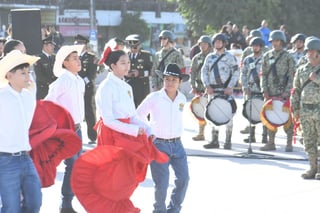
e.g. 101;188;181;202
0;50;42;212
45;44;84;213
137;63;189;213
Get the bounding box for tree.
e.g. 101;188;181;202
176;0;320;38
116;12;150;42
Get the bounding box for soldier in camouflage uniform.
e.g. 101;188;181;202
125;34;153;107
190;35;212;141
288;33;306;65
201;33;239;150
74;34;98;144
241;37;268;144
240;29;269;134
291;38;320;179
241;29;269;64
151;30;184;91
260;30;295;152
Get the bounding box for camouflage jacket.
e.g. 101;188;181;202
288;49;306;65
241;46;269;63
291;63;320;116
261;49;295;97
190;50;211;92
241;53;263;93
201;51;239;90
151;47;184;89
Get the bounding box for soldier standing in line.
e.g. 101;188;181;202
125;34;153;107
241;37;268;144
291;38;320;179
34;35;56;100
190;35;212;141
74;34;98;144
288;33;306;65
201;33;239;150
260;30;295;152
151;30;184;91
239;29;269;135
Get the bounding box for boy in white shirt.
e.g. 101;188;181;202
45;44;84;213
0;50;41;213
137;63;189;213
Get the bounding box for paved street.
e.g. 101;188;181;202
39;97;319;213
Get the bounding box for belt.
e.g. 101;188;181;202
302;103;320;110
157;137;180;142
0;151;29;156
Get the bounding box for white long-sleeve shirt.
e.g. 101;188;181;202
95;72;152;137
0;85;36;152
45;69;85;124
137;88;186;139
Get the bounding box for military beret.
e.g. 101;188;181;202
74;34;89;44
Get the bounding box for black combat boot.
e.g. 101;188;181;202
244;126;256;143
203;130;219;149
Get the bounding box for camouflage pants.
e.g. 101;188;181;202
300;107;320;156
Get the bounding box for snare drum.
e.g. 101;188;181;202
190;95;208;121
242;95;264;124
205;95;237;126
260;99;291;131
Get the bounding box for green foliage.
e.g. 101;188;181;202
116;12;150;41
177;0;320;38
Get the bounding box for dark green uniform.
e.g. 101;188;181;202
126;50;153;107
34;53;56;100
79;51;98;142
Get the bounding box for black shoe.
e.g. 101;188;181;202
60;208;77;213
203;142;219;149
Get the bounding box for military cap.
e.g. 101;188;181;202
159;30;175;43
290;33;306;43
74;34;89;44
198;35;212;47
212;33;228;43
269;30;286;43
305;38;320;51
42;35;56;46
249;29;263;39
125;34;141;47
250;37;265;47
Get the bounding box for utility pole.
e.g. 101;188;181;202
89;0;98;52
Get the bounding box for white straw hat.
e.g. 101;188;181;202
53;44;84;77
0;50;40;87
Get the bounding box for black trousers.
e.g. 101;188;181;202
84;82;97;141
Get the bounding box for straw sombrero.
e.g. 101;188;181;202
0;50;40;87
53;44;84;77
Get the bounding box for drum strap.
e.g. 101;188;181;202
248;57;262;91
210;53;226;86
157;49;175;72
300;68;320;92
267;51;285;81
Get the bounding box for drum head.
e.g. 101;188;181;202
264;100;290;126
243;96;264;124
190;96;208;121
205;96;234;126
